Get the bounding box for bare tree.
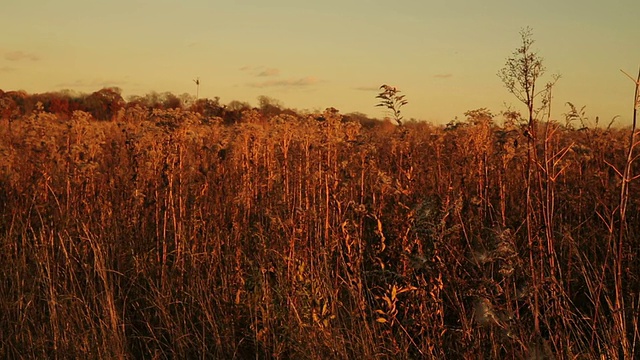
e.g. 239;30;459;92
498;27;548;335
498;27;545;137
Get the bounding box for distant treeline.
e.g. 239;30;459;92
0;87;383;126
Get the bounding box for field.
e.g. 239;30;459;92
0;103;639;359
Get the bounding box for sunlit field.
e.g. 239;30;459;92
1;26;639;358
0;94;639;358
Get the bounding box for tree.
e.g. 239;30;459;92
498;27;549;335
190;97;223;118
84;88;125;120
226;100;251;112
376;85;408;126
498;27;544;135
161;92;182;110
48;93;71;117
258;95;283;117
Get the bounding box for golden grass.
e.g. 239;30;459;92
0;107;638;359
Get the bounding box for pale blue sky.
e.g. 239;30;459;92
1;0;638;124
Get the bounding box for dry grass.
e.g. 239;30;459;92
0;106;638;359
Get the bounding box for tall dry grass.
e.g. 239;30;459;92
0;105;638;359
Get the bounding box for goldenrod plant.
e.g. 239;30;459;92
0;62;638;360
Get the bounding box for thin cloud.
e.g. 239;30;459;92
55;78;128;89
354;85;380;91
4;51;40;62
433;73;453;79
0;66;16;73
248;76;319;88
257;68;280;77
240;65;281;77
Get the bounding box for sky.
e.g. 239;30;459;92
1;0;639;125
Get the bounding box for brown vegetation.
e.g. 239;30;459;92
0;94;639;358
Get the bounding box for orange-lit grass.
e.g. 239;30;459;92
0;108;638;358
